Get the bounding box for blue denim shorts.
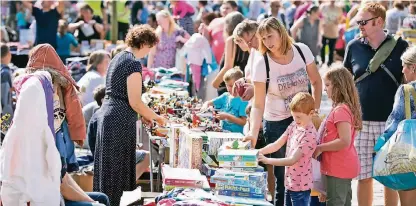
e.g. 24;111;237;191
135;150;146;164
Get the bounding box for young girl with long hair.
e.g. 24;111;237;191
313;66;362;206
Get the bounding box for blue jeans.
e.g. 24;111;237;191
65;192;110;206
285;190;311;206
310;196;326;206
263;117;294;206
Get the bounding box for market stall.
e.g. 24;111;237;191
135;79;272;206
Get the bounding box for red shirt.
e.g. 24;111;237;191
321;104;360;179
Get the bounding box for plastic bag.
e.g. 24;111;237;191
312;159;326;195
373;85;416;190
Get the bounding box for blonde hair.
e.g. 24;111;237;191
289;92;315;115
401;46;416;65
325;66;363;130
360;2;387;22
257;17;294;55
87;50;110;71
156;10;178;36
224;66;244;82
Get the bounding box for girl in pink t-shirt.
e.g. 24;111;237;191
313;67;362;206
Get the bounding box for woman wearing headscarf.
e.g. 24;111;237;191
1;44;110;206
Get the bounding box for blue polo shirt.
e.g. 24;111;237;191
343;34;409;121
32;6;60;49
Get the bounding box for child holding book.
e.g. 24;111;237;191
258;92;318;205
312;67;362;206
202;67;248;133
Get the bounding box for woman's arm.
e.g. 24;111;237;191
316;121;352;153
147;47;156;68
68;21;84;33
93;21;104;34
306;62;322;110
212;37;235;89
176;30;191;44
374;86;406;152
383;87;406;139
127;73;159;121
290;17;304;39
61;173;94;202
22;1;33;13
244;81;266;148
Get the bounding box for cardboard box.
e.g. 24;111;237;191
71;172;93;192
205;132;244;156
217;149;258;162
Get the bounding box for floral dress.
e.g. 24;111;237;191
153;29;185;69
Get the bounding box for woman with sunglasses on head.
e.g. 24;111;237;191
211;11;250;96
243;17;322;206
343;3;409;206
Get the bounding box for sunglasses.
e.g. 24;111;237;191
356;17;378;26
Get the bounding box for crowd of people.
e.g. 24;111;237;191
1;0;416;206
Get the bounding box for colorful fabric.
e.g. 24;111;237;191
172;1;195;18
0;73;62;205
153;29;185;69
283;122;317;191
26;44;86;141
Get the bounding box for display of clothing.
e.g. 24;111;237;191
26;44;86;142
0;72;62;206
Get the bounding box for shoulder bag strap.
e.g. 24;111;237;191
403;84;416;119
293;44;306;65
355;36;400;86
264;53;270;93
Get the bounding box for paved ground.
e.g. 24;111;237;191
319;64;387;206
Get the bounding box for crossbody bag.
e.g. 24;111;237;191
354;35;401;87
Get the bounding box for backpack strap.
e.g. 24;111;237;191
264;54;270;93
280;13;287;28
355;35;400;86
403;84;416;119
264;44;307;93
293;43;306;65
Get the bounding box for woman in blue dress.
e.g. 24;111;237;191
93;25;167;206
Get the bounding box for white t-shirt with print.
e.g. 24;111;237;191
244;48;256;80
251;43;314;121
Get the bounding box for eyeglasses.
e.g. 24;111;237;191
356;17;378;26
246;33;256;47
